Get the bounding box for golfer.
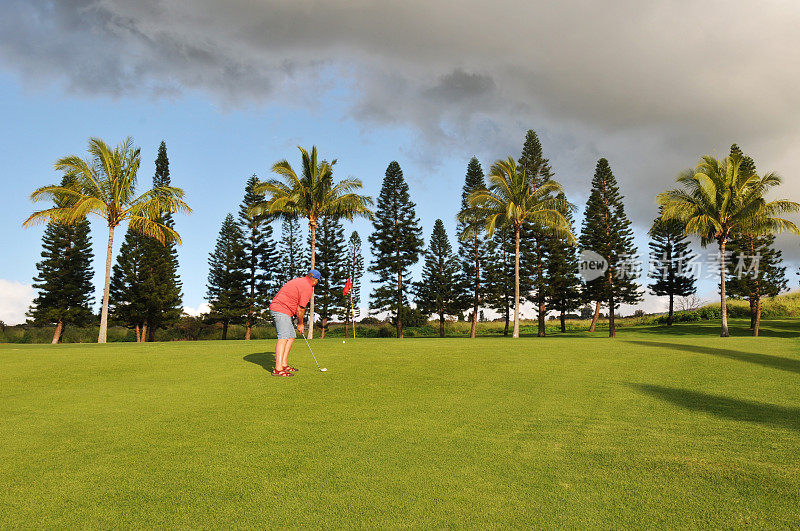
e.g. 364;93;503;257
269;269;321;376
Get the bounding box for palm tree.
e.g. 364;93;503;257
24;137;191;343
657;154;798;337
252;146;373;339
461;157;574;338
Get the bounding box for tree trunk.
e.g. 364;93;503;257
98;224;115;343
513;225;521;338
560;310;566;333
51;319;63;344
141;323;148;343
222;321;228;340
245;312;252;340
321;317;327;339
396;271;403;339
608;296;616;338
135;324;141;343
470;234;479;339
308;222;316;339
538;298;546;337
608;268;616;338
719;238;730;337
753;278;761;337
667;293;674;326
503;306;509;336
754;294;762;337
439;312;445;338
469;308;478;338
749;297;756;330
589;301;601;332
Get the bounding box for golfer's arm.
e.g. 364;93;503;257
296;306;306;327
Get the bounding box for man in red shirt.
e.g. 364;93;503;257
268;269;320;376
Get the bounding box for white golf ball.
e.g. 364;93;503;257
342;340;346;343
321;368;327;371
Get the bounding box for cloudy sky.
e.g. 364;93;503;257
1;0;799;323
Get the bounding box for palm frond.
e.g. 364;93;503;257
125;186;192;219
128;215;181;245
327;178;365;197
749;217;799;235
323;193;375;221
54;155;107;203
67;196;110;223
22;206;78;227
29;184;82;203
270;160;303;190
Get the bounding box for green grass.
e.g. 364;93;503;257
2;319;799;528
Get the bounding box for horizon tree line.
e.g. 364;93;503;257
24;136;799;342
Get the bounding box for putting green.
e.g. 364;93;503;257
2;320;799;527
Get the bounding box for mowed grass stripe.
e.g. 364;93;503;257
1;320;799;527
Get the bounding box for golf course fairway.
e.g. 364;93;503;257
2;320;799;528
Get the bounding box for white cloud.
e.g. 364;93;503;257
182;303;210;316
0;279;34;325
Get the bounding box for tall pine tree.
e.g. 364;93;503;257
579;158;641;337
415;219;460;337
368;161;424;338
345;231;364;333
648;208;697;325
206;214;248;340
238;175;278;340
277;216;306;284
518;130;556;336
455;157;488;338
311;215;347;338
110;142;183;342
142;141;183;340
28;176;94;343
546;193;582;332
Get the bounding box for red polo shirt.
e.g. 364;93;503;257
270;276;314;317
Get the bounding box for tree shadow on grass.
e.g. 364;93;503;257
628;383;800;432
624;340;800;376
244;352;276;372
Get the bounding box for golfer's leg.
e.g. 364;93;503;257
275;339;287;371
284;338;295;368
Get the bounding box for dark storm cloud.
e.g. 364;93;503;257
1;0;799;259
424;70;495;103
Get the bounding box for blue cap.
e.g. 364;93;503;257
308;269;322;280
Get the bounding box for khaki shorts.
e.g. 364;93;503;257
271;310;296;339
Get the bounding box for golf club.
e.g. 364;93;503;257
300;331;327;372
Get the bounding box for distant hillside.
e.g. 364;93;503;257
705;290;800;318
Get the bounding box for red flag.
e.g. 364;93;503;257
342;277;352;296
